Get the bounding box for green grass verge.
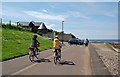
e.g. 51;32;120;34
0;28;2;61
2;28;53;61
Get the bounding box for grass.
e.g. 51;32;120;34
0;28;2;61
2;28;53;61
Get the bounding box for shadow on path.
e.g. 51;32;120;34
34;58;51;63
59;60;75;65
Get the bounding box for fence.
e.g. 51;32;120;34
0;18;17;26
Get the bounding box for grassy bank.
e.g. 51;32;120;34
2;28;53;61
0;28;2;61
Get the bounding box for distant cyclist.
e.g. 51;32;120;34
53;36;62;57
85;38;89;47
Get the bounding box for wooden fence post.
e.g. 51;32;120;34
9;20;11;26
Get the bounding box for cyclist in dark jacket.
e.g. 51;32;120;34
31;34;40;53
32;35;40;47
85;38;89;46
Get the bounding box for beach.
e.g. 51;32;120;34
108;42;120;49
90;42;119;75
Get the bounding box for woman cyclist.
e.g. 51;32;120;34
53;36;62;58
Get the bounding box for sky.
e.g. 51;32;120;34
1;1;119;39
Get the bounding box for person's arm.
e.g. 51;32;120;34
36;40;40;47
59;41;62;48
53;40;55;48
37;40;40;44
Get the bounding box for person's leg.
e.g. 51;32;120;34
59;49;61;53
36;47;39;55
54;49;57;57
33;48;36;55
58;49;61;58
34;47;39;59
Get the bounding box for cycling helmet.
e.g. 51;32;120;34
33;34;37;38
55;36;58;38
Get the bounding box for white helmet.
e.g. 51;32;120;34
55;36;58;38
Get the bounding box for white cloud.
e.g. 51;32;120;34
55;29;62;32
24;10;66;21
86;3;117;17
45;23;62;32
46;24;56;29
67;11;91;19
42;9;48;13
0;2;2;18
51;6;55;8
2;6;31;21
0;12;2;18
65;29;118;39
44;22;61;31
2;21;17;25
100;11;117;17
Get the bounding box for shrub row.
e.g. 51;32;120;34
1;24;31;32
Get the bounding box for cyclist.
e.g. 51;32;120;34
31;34;40;55
85;38;89;46
53;36;62;58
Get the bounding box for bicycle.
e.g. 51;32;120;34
29;47;40;62
85;43;88;47
53;49;61;64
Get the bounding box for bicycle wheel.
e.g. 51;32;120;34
56;56;61;63
29;51;35;62
54;57;56;64
54;55;61;64
57;52;61;62
54;51;59;64
54;51;61;64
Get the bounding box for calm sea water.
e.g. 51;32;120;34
89;39;120;42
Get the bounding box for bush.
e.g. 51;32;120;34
2;24;31;32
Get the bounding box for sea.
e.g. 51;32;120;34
89;39;120;43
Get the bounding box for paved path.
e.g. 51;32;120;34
90;43;118;75
89;43;112;75
2;45;92;75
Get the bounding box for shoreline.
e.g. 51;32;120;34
90;42;119;75
91;42;120;51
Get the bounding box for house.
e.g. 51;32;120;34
46;31;76;41
63;33;76;41
17;21;76;41
56;33;76;42
38;23;48;36
17;21;46;33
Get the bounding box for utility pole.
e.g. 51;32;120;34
62;21;64;44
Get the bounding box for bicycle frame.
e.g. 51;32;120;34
54;50;61;64
29;47;39;62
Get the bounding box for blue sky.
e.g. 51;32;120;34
1;2;118;39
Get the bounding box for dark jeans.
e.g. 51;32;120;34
54;49;61;57
32;47;39;55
